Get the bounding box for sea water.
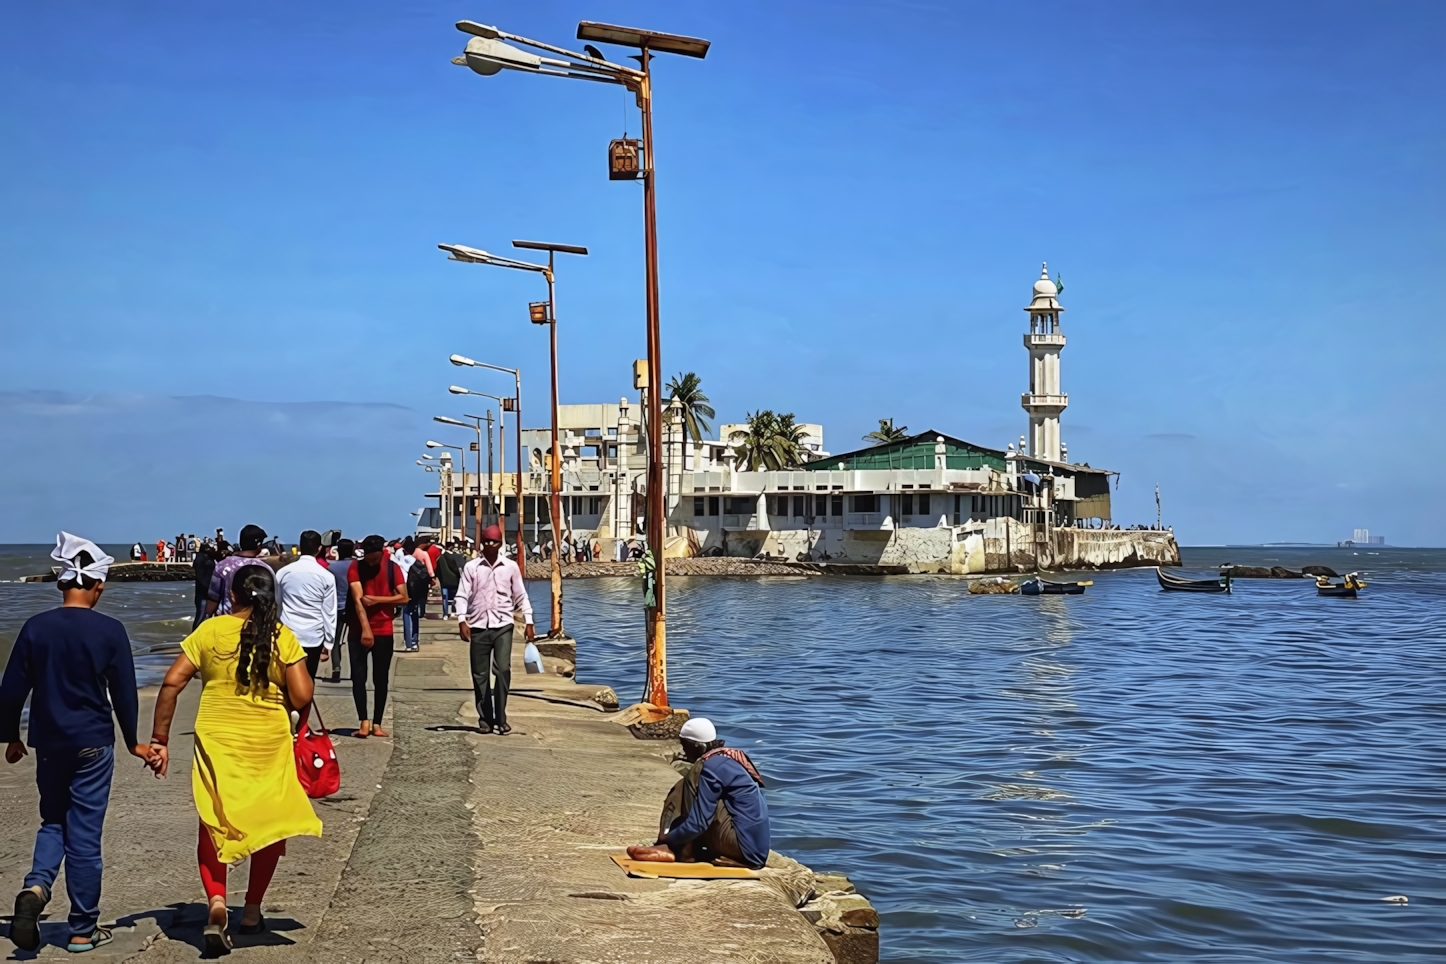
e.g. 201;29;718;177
1;544;1441;961
562;547;1445;963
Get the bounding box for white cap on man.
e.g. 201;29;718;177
51;531;114;584
678;718;716;744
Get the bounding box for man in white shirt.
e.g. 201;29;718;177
455;525;533;735
276;530;337;679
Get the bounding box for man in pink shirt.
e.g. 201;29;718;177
455;525;533;735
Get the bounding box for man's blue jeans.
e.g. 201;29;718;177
440;586;455;618
26;745;115;936
403;601;422;650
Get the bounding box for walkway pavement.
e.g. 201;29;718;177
1;617;842;963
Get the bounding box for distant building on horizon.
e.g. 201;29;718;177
1341;528;1386;547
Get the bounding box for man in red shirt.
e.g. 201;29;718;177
346;535;407;738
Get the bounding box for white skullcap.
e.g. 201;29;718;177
52;531;114;584
679;718;716;744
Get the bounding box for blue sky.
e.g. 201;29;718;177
1;1;1442;545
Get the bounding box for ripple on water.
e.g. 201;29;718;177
556;552;1446;963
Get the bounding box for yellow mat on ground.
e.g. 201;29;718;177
609;853;761;879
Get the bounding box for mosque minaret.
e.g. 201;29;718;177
1021;262;1067;463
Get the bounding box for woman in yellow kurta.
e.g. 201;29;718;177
151;564;321;955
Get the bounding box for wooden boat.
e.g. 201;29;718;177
1316;572;1365;598
1156;567;1231;593
1020;577;1093;595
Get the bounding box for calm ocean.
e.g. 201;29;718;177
2;544;1442;961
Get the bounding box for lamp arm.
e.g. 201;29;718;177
494;31;642;78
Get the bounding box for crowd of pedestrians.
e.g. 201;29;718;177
0;524;517;953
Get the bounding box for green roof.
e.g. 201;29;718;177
805;431;1009;472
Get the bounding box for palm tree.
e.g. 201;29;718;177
730;410;809;471
774;413;811;468
864;418;908;445
665;372;715;444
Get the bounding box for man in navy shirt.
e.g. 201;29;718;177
628;718;771;869
0;533;159;953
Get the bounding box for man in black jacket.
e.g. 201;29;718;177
435;540;467;618
191;543;217;628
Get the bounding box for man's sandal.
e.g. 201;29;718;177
67;926;113;953
11;887;47;952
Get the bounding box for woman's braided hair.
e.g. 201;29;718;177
232;565;281;691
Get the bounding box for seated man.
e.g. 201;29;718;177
628;718;771;869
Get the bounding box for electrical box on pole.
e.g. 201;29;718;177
609;138;643;179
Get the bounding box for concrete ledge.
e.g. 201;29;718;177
415;620;879;963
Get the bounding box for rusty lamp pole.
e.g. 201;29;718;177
451;18;708;709
439;241;587;639
449;360;525;564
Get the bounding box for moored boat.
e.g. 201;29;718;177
1020;577;1093;595
1316;572;1365;598
1156;567;1231;593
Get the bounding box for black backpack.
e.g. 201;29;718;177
406;558;431;599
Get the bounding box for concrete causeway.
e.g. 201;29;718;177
1;616;874;962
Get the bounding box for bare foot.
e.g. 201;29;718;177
208;897;228;927
370;725;389;738
355;721;371;738
627;845;676;863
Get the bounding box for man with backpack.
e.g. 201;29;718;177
403;536;434;653
326;537;357;682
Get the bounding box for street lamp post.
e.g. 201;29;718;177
449;359;525;565
450;19;709;708
440;240;587;639
453;397;507;526
474;410;495;526
426;441;466;543
435;414;488;547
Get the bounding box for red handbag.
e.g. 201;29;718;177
294;704;341;798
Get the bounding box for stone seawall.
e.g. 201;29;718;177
977;520;1181;573
20;561;196;583
688;521;1180;575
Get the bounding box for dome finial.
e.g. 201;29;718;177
1040;261;1049;280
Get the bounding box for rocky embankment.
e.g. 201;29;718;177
20;561;195;583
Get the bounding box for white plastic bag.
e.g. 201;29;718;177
523;641;545;674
